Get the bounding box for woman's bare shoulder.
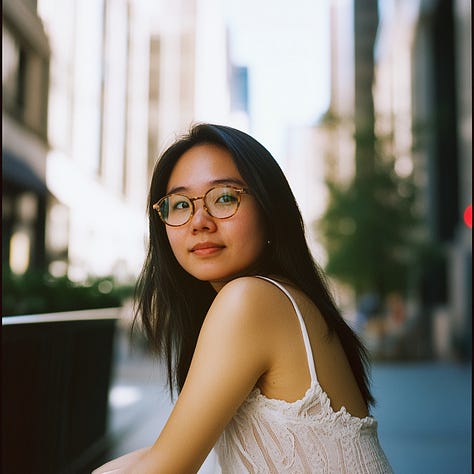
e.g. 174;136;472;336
212;276;291;312
205;276;296;334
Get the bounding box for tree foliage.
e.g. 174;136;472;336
317;149;420;299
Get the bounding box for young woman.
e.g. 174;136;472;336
94;124;393;473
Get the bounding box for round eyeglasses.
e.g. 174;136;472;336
153;185;249;226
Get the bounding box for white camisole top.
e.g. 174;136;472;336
214;276;393;473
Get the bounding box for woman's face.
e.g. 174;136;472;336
164;143;266;290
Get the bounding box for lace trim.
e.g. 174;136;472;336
246;381;376;428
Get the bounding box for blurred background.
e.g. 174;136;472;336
2;0;471;473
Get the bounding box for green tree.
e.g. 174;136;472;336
317;141;420;299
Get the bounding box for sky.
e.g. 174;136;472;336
222;0;331;162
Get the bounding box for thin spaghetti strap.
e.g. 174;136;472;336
255;276;318;384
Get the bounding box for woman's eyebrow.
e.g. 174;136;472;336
167;178;247;195
210;178;247;187
167;185;187;194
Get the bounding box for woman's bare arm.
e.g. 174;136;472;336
92;448;150;473
93;277;275;473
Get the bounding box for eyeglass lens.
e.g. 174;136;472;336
158;186;241;226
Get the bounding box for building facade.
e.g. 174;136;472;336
36;0;154;281
374;0;471;359
26;0;236;283
310;0;471;358
2;0;51;275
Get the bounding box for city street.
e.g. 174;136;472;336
104;330;471;473
4;1;470;473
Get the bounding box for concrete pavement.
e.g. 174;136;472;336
371;362;471;473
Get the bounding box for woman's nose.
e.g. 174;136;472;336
190;200;217;232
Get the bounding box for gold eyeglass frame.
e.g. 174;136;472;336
152;185;249;227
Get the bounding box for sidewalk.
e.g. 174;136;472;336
371;361;471;473
105;329;471;473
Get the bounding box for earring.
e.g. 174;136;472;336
267;240;271;245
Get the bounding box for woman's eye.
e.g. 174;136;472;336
216;193;237;204
173;200;190;210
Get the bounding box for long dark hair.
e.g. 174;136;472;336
135;123;375;406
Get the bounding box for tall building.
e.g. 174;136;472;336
36;0;153;281
312;0;471;358
353;0;378;176
374;0;471;359
2;0;51;275
30;0;234;282
147;0;234;168
283;0;357;272
284;0;472;359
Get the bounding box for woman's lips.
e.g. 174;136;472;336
190;242;225;256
